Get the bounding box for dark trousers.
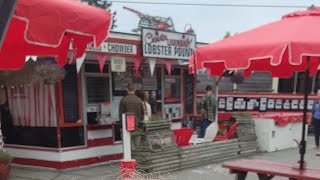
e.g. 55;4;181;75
313;119;320;147
200;119;211;138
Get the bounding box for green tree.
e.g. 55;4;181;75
81;0;117;29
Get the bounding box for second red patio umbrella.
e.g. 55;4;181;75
190;7;320;169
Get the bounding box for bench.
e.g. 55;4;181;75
316;152;320;157
222;159;320;180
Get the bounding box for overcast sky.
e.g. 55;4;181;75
111;0;319;43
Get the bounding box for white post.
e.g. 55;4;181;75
122;113;131;161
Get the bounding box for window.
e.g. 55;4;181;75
86;77;110;103
164;68;181;103
278;77;294;93
296;72;313;94
237;72;272;92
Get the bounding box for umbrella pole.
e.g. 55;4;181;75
300;56;310;169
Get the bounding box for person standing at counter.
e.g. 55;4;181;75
199;85;216;138
119;83;144;149
312;90;320;149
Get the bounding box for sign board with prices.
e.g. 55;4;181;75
267;99;275;110
218;97;226;111
291;100;299;110
233;97;246;111
111;57;126;72
247;99;259;111
283;99;291;110
142;28;196;60
87;42;137;55
226;97;234;111
275;99;283;110
259;97;268;112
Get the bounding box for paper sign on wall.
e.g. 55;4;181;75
259;97;268;112
111;56;126;72
267;99;275;110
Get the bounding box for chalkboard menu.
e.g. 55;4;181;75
62;65;80;123
184;70;194;115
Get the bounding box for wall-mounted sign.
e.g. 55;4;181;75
275;99;283;110
218;97;226;110
226;97;234;111
291;100;299;110
308;100;315;110
111;56;126;72
283;100;291;110
299;100;305;110
234;97;246;110
247;99;259;110
87;42;137;55
142;28;196;60
259;97;268;112
267;99;275;110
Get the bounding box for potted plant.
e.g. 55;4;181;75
33;58;66;85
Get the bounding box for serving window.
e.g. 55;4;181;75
84;63;112;125
164;68;182;104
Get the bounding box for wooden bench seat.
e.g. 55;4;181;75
222;159;320;180
316;152;320;156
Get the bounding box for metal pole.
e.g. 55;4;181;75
300;56;310;169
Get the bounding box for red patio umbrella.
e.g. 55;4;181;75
190;7;320;169
0;0;113;69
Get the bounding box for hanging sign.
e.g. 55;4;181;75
111;56;126;72
87;42;137;55
142;28;196;60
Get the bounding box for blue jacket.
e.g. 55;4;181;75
312;101;320;120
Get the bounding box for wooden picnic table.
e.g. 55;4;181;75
222;159;320;180
316;152;320;157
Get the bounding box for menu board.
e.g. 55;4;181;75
283;100;291;110
113;67;157;91
308;100;315;110
113;68;133;90
291;100;299;110
216;96;315;112
267;99;275;110
142;68;157;90
299;100;305;110
234;97;246;110
226;97;234;111
247;99;259;110
275;99;283;110
184;70;195;115
259;97;268;112
218;97;226;111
